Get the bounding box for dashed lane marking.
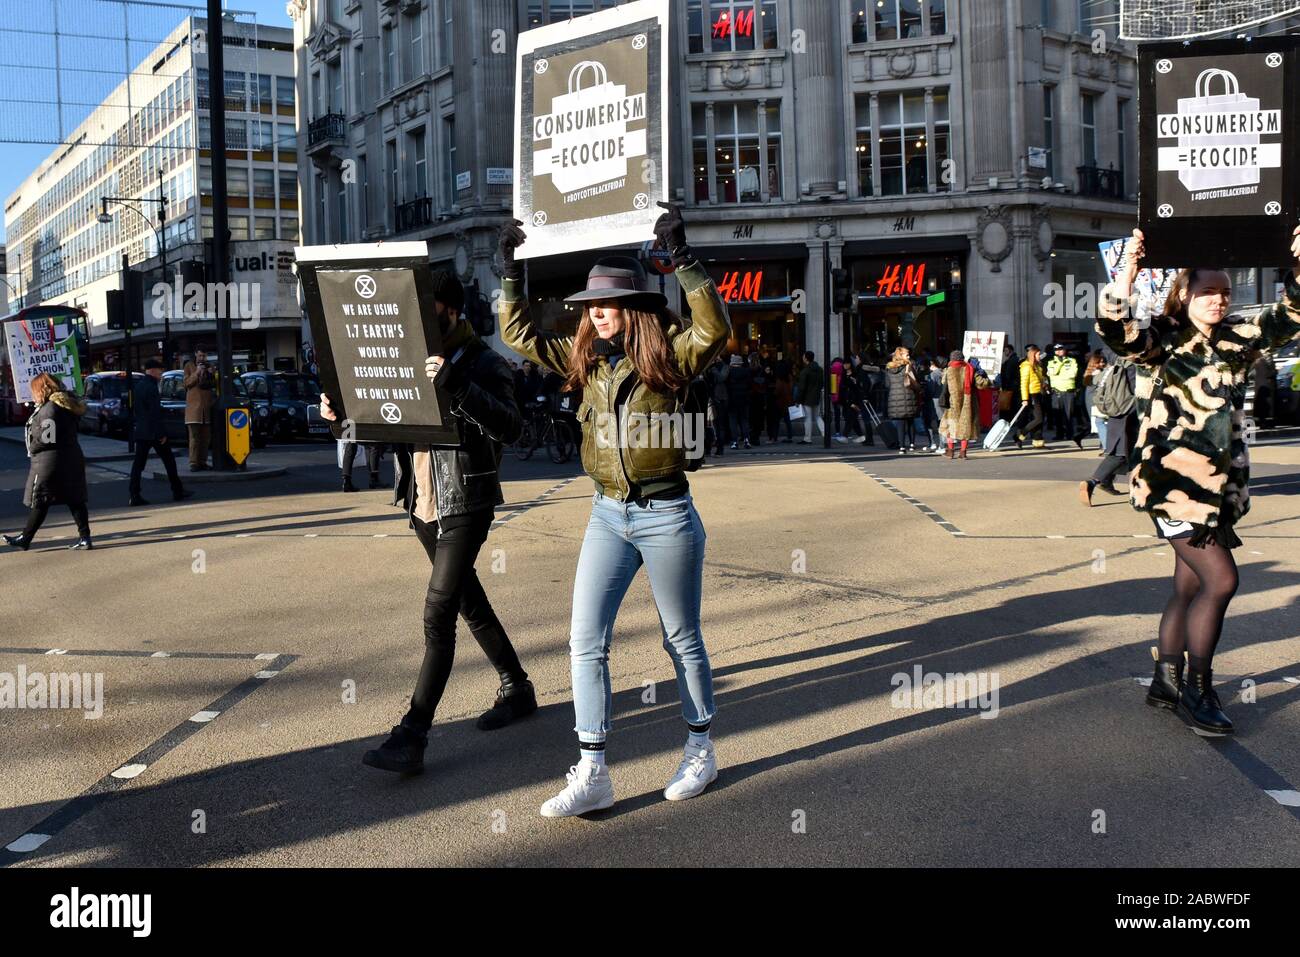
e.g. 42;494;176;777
0;651;298;866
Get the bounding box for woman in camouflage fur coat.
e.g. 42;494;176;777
1096;225;1300;738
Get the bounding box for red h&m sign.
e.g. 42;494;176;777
712;9;755;39
875;262;926;298
716;270;764;303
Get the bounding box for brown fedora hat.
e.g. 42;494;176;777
564;256;667;309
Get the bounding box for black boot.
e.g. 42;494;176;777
342;475;357;493
1178;668;1233;736
3;533;30;551
1145;656;1182;711
476;677;538;731
368;474;382;490
361;718;429;774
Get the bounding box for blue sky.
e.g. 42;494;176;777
1;0;292;246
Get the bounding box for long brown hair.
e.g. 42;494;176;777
30;372;63;404
563;306;688;395
1162;268;1231;321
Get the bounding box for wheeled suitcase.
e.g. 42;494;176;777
865;403;900;450
983;404;1028;452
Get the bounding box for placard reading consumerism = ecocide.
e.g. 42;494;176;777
1152;52;1285;219
1137;36;1298;267
314;268;442;432
514;0;669;260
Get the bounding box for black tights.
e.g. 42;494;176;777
407;513;526;728
1157;538;1239;670
23;502;91;543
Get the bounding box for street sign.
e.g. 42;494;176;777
226;407;250;466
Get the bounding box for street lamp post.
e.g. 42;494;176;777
98;171;170;366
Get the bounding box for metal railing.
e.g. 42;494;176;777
307;113;346;149
1076;165;1124;199
394;196;433;232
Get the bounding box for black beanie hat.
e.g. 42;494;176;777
430;269;465;312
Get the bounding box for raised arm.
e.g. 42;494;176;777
1095;228;1167;366
656;202;731;377
496;220;575;376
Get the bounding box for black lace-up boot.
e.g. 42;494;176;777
1178;668;1233;736
1145;656;1182;711
476;676;538;731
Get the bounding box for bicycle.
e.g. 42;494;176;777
514;401;576;463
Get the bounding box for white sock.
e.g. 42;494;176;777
687;729;711;749
579;747;606;771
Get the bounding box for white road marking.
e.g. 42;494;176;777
254;653;278;660
111;763;148;780
1283;677;1300;685
304;533;318;538
254;670;279;679
236;533;252;538
1135;677;1153;687
189;710;220;723
46;649;68;655
5;833;51;853
1264;790;1300;808
373;533;388;538
150;651;171;658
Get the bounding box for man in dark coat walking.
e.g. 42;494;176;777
127;359;190;506
4;373;93;550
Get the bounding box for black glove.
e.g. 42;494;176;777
499;219;527;282
653;201;693;267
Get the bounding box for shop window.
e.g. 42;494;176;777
695;101;779;204
855;95;873;195
930;0;947;34
692;103;709;201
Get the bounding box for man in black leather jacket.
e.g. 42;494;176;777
321;271;532;775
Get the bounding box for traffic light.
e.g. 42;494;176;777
105;270;145;331
831;267;854;314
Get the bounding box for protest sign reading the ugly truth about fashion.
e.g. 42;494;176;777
3;309;85;403
1138;36;1299;266
513;0;669;260
295;243;460;446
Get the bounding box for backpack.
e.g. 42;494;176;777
681;375;711;472
1094;361;1136;418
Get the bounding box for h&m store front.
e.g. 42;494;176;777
509;243;810;363
842;238;968;362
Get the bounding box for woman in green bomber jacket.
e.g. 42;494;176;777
499;203;732;817
1097;225;1300;737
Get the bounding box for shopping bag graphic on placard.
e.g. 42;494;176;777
1175;69;1263;192
533;60;647;195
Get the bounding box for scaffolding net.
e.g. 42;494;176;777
1120;0;1300;40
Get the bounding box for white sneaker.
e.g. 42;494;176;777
540;762;615;817
833;435;848;444
663;741;718;801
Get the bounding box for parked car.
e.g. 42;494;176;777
239;371;328;441
81;372;146;438
159;370;269;448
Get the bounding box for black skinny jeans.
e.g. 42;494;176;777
23;502;91;542
407;511;526;726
